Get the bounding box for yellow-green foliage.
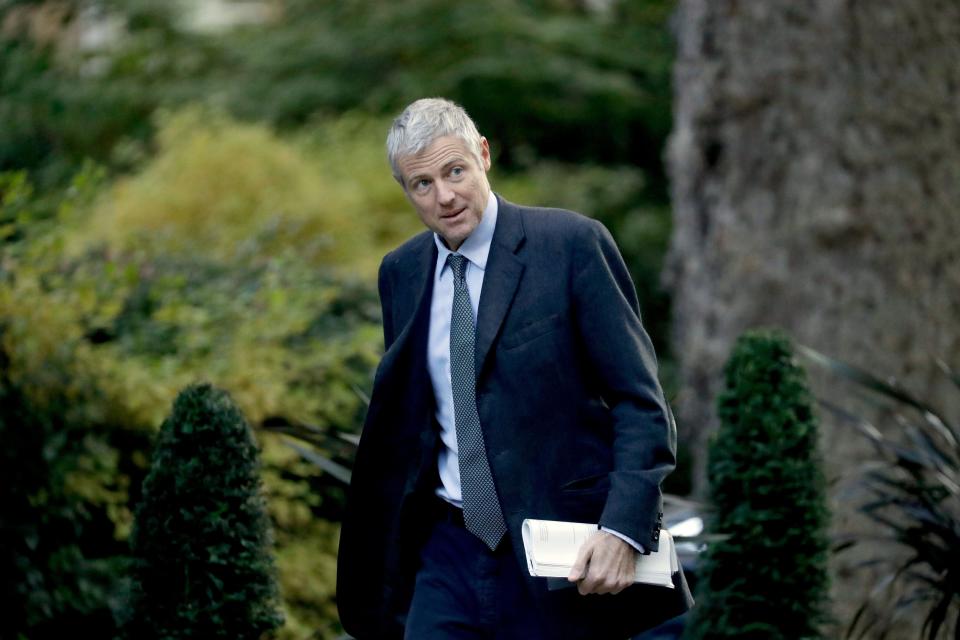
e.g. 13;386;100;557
0;109;428;638
6;108;424;426
71;107;421;276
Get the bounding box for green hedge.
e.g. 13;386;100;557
687;331;830;639
125;383;283;638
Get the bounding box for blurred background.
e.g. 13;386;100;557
1;0;957;638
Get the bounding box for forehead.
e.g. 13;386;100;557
398;135;474;179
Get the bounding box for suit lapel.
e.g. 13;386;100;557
386;234;436;358
475;196;525;376
371;234;436;413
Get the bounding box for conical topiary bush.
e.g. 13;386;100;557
125;383;283;638
686;330;830;639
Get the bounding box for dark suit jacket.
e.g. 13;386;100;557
337;195;692;639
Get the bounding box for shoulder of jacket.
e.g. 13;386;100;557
381;229;433;271
509;201;605;240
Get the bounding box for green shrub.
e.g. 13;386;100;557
67;107;422;275
125;383;283;638
0;351;131;639
687;330;830;639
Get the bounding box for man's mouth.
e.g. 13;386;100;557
441;207;466;220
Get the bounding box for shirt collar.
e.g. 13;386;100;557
434;190;498;277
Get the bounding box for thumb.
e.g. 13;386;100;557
567;542;592;582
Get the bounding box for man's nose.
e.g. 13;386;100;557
436;181;455;206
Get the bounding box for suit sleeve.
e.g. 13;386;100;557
572;219;676;551
378;258;396;351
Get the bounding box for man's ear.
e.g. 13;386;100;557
479;136;492;171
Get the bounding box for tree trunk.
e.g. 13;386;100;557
666;0;960;633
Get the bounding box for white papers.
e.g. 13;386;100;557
521;519;677;588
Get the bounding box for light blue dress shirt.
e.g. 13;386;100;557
427;191;498;506
425;191;643;553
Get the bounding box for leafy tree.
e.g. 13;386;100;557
687;331;830;639
2;0;676;204
0;22;152;186
125;383;283;639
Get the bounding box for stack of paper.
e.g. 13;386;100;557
521;519;677;588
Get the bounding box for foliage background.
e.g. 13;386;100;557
0;0;679;637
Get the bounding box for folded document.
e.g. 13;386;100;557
520;519;677;588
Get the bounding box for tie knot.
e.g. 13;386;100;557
447;253;467;282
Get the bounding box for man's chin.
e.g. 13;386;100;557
441;236;465;251
439;223;474;250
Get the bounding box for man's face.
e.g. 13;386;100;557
397;135;492;251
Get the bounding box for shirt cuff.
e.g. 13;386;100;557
600;526;646;554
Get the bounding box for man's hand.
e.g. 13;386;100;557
566;531;637;595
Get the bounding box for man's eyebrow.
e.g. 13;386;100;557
405;155;467;186
405;171;429;188
438;156;468;174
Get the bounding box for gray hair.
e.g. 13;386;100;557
387;98;483;183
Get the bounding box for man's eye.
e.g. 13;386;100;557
416;179;431;190
451;167;464;177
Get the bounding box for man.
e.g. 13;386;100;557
337;98;692;639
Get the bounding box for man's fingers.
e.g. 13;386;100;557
576;544;607;595
567;540;593;582
573;532;637;595
577;576;596;596
579;567;616;595
580;569;630;595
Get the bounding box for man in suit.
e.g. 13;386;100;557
337;98;692;639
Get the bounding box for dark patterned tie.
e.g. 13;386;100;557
447;253;507;550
